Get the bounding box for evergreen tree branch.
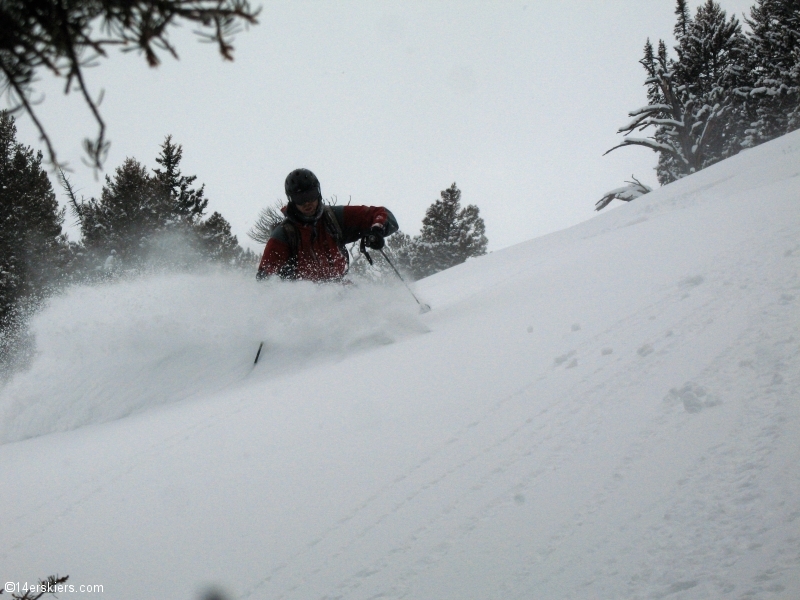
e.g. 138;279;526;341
0;1;260;171
58;168;85;227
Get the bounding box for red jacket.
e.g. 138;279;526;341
257;204;398;281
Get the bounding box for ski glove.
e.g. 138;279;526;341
364;226;385;250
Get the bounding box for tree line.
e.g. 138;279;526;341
66;135;255;273
599;0;800;209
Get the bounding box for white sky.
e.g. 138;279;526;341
14;0;755;252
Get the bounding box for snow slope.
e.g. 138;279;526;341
1;131;799;600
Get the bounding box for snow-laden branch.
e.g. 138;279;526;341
603;137;684;161
595;176;652;211
627;104;674;117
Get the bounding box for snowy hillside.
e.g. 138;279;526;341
1;131;799;600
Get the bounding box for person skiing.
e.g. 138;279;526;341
256;168;399;282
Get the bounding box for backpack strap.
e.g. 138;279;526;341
322;205;350;271
278;219;300;280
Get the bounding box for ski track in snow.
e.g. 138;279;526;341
1;132;800;600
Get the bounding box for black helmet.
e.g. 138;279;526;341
285;168;321;203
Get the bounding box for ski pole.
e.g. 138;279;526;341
378;248;431;313
253;342;264;365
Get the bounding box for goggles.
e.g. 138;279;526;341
291;188;321;206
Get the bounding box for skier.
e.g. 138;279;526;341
256;168;398;282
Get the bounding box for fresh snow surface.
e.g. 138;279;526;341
2;131;800;600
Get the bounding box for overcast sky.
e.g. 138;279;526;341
14;0;755;253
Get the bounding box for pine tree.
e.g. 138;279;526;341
607;39;700;184
744;0;800;143
71;137;253;272
74;157;158;267
674;0;692;39
197;211;251;266
152;135;208;226
384;230;417;278
676;0;749;159
413;183;487;279
673;1;745;96
607;2;747;184
638;40;683;184
350;185;488;282
349;229;417;283
0;111;68;371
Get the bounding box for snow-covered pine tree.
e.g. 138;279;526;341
413;183;487;279
673;0;749;161
0;111;69;372
642;40;685;184
606;2;747;184
744;0;800;144
605;39;697;185
674;1;746;98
